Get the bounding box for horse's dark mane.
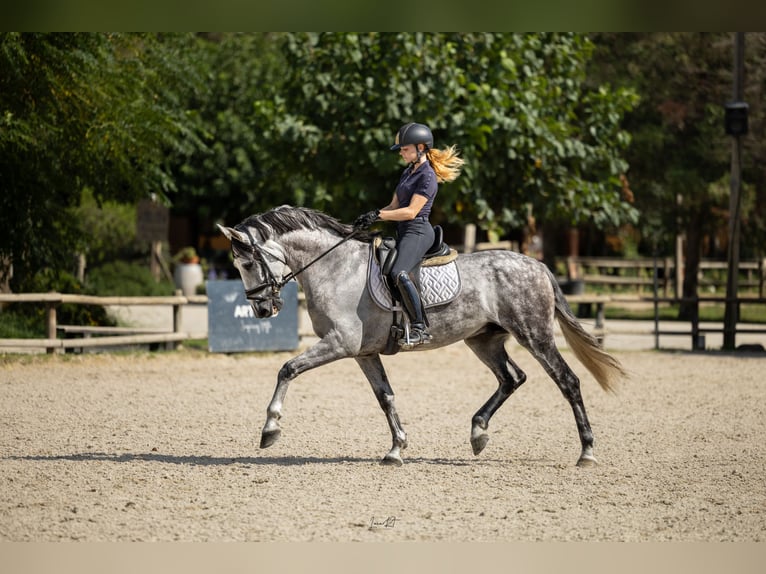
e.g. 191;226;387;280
241;205;372;243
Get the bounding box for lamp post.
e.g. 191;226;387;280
723;32;747;350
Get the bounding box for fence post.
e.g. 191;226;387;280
691;298;701;351
463;224;476;254
171;290;183;351
760;258;766;299
45;299;57;355
594;302;605;346
663;257;671;298
675;233;684;299
653;297;660;351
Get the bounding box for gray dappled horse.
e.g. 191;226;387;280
219;205;627;467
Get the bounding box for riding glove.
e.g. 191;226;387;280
353;209;380;230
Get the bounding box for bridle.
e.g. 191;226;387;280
234;225;360;305
233;228;287;308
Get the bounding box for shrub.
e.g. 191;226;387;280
86;261;176;297
1;269;116;337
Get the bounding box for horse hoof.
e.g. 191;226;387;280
576;454;598;467
471;433;489;456
260;428;281;449
380;453;403;467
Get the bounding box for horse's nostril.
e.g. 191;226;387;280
255;302;273;318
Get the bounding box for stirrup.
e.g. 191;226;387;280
398;324;432;348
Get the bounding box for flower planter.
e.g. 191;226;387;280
174;262;204;297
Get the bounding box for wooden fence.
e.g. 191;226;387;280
564;256;766;298
565;293;766;350
2;287;766;354
648;296;766;351
0;292;206;354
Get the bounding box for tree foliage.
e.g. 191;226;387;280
167;33;286;224
2;32;641;290
0;32;200;288
248;33;638;237
590;34;732;250
588;33;766;311
590;33;766;252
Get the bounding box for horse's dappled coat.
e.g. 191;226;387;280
220;205;627;467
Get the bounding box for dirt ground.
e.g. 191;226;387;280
1;340;765;542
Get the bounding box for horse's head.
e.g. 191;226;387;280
218;224;289;319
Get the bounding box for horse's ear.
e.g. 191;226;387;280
217;224;249;244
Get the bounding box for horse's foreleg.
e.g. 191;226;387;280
355;354;407;466
260;336;349;449
465;333;527;456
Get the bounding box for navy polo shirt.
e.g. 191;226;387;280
395;161;438;220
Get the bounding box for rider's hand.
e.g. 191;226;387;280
353;209;380;230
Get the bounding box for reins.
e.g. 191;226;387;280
236;225;360;298
275;228;360;289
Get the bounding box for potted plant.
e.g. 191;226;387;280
173;247;204;296
175;247;200;264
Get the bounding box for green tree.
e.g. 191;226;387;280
167;33;286;229
0;33;201;289
588;33;766;311
251;33;638;261
738;34;766;262
69;187;141;267
0;32;642;291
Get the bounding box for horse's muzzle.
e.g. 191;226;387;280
251;297;284;319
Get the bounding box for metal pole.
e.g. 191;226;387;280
723;32;745;350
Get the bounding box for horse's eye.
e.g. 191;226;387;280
241;261;254;271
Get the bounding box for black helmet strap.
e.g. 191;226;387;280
411;145;428;169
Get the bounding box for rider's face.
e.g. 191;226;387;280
399;144;422;164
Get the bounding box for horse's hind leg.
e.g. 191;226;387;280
465;332;527;456
355;354;408;467
524;339;598;467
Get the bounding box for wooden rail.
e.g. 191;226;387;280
460;236;765;297
649;296;766;351
3;291;765;354
0;292;207;354
565;256;766;297
556;293;766;351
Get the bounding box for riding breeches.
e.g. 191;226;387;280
389;218;434;284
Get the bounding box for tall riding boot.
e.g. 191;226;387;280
395;271;432;347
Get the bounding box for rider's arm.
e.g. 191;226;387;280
378;193;427;222
381;193;400;212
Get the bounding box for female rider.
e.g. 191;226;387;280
354;122;463;347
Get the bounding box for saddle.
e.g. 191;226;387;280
374;225;456;278
368;226;461;354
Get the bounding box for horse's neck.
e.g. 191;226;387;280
278;230;355;272
278;230;365;291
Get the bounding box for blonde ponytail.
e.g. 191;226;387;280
427;145;464;183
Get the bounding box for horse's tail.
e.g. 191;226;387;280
547;270;627;393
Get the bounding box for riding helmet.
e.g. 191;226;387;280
390;122;433;151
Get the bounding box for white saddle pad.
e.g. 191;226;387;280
367;245;462;311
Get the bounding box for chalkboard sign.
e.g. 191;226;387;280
136;199;169;242
206;280;299;353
